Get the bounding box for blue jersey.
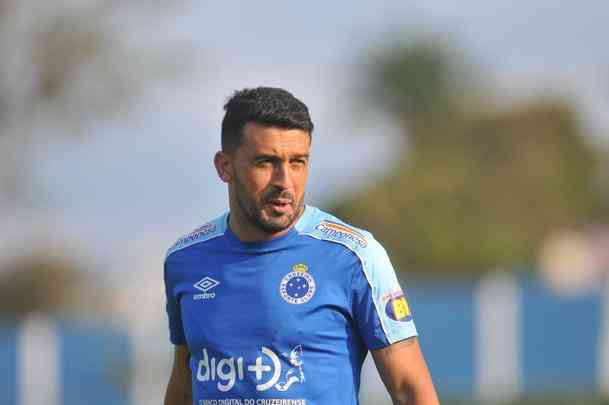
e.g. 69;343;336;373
164;206;417;405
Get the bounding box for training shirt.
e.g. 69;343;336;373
164;205;418;405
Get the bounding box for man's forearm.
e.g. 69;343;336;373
163;383;192;405
165;345;192;405
164;366;192;405
372;338;439;405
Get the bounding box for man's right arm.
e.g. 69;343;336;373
164;344;192;405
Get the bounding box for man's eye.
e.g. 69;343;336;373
255;159;272;166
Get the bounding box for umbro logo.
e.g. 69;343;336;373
194;277;220;292
193;277;219;300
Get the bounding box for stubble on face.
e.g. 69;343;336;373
233;170;305;235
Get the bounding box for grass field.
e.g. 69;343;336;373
438;395;609;405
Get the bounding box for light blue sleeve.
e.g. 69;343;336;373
351;238;418;350
295;206;417;349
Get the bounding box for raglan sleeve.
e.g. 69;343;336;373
164;256;187;345
351;238;418;350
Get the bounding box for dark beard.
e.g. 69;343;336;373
233;174;304;235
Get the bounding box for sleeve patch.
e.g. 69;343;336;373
383;291;413;322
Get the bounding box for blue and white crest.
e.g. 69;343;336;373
280;264;316;304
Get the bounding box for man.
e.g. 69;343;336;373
163;87;439;405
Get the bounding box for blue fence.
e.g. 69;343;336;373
408;279;476;396
407;275;604;397
519;277;602;392
0;274;604;404
0;318;131;405
58;319;131;405
0;323;18;404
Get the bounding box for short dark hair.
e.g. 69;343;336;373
221;87;314;152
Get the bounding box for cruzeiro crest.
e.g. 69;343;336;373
280;264;316;304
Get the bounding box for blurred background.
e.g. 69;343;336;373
1;1;609;404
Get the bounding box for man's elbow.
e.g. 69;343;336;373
386;382;414;405
387;381;438;405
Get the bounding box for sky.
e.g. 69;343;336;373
20;0;609;267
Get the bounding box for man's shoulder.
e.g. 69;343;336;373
297;206;384;256
165;212;228;259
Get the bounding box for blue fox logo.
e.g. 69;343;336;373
275;345;305;391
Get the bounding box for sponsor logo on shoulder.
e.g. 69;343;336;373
383;290;413;322
315;220;367;248
170;223;218;252
193;276;220;300
280;264;316;305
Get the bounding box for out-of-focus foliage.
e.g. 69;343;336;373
0;0;190;318
366;39;473;130
0;0;187;126
333;38;608;274
0;253;82;317
0;0;189;205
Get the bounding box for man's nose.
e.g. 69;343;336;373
272;162;293;189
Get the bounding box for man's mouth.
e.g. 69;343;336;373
267;199;293;212
268;199;291;206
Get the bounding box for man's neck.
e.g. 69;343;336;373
227;205;304;243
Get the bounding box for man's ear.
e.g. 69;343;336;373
214;151;233;183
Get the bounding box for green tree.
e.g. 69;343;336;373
0;253;82;317
333;39;607;274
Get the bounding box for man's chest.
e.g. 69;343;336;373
175;252;354;353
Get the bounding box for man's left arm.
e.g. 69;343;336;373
349;235;439;404
371;337;439;405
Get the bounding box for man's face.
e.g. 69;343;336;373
226;122;311;235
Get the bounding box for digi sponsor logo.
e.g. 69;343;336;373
194;276;220;300
383;290;413;322
315;221;367;248
196;345;305;392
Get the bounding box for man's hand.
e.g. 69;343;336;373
371;337;439;405
164;345;193;405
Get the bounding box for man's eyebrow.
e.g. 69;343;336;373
252;153;309;160
291;153;310;159
253;153;280;160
